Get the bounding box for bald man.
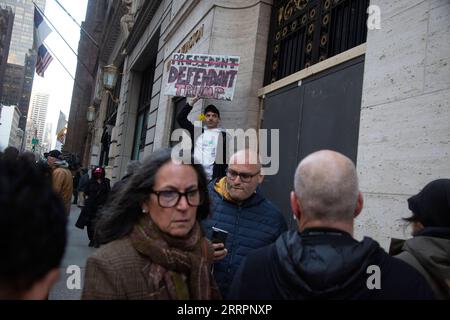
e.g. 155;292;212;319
228;150;435;300
202;149;287;297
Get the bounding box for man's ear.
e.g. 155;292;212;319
258;174;264;184
354;192;364;218
290;191;301;220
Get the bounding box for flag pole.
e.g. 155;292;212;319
43;42;92;97
33;2;95;80
42;42;74;80
53;0;99;49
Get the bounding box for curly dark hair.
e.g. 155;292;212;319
0;153;67;298
96;148;211;244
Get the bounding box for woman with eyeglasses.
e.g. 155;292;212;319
82;148;224;299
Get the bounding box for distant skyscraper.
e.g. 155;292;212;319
0;0;46;65
25;92;49;152
0;5;14;99
0;0;46;131
19;49;36;129
0;104;21;150
1;63;24;106
55;111;67;151
42;121;53;152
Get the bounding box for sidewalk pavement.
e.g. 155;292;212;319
48;204;95;300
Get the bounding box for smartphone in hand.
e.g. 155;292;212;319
211;226;228;246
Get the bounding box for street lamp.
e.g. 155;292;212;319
86;105;96;122
102;64;120;103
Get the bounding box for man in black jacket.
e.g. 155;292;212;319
228;150;435;300
176;96;228;181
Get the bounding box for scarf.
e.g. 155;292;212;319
214;177;236;203
129;214;220;300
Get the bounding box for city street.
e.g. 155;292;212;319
48;204;95;300
1;0;449;303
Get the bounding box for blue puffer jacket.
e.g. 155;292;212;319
201;180;287;297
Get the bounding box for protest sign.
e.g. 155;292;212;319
165;53;240;101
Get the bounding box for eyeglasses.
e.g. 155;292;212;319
150;189;203;208
226;169;260;183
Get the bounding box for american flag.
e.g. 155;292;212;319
36;44;53;77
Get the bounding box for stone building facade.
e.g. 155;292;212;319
68;0;450;248
354;0;450;247
65;0;108;164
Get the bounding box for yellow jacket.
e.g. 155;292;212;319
52;166;73;215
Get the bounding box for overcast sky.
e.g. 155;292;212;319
32;0;88;148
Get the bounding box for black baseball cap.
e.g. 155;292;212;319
204;105;220;118
45;150;62;159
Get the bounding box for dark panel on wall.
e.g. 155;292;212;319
261;56;364;227
297;55;364;163
261;82;303;227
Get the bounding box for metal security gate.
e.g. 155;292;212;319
265;0;369;84
261;56;365;226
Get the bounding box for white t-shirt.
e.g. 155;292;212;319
194;128;221;180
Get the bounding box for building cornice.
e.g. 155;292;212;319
99;0;127;64
125;0;161;55
162;0;201;42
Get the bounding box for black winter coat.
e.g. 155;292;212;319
77;173;90;192
84;178;111;221
228;228;435;300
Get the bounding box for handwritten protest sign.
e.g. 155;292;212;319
165;53;240;101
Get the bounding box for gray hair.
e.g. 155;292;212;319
294;150;359;222
125;160;141;176
96;148;211;244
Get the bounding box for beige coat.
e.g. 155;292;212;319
52;167;73;215
82;238;179;299
82;236;221;300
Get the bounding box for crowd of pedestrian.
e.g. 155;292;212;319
1;113;449;300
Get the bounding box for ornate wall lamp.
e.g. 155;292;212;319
86;105;96;123
102;64;120;104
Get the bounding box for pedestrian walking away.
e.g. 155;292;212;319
228;150;436;300
46;149;73;216
76;166;110;247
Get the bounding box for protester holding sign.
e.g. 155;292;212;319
168;53;239;180
166;53;240;101
177;96;228;181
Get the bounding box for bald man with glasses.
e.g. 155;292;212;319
201;149;287;298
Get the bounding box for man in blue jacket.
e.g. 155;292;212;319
228;150;435;300
202;149;287;297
